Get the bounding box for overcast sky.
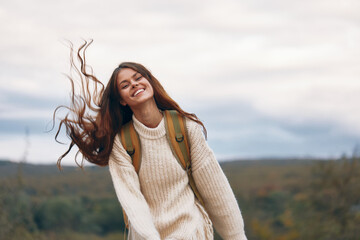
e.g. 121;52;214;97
0;0;359;165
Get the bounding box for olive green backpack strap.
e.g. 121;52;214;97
119;120;142;173
164;110;205;206
119;120;142;230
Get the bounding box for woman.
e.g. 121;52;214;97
55;40;247;240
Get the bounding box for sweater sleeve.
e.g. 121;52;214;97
108;134;161;240
186;120;247;240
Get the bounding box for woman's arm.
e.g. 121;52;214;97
109;135;161;240
186;120;247;240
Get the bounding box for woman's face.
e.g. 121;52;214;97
117;68;154;108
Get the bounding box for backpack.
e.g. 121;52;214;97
119;110;205;228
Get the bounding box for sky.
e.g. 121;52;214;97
0;0;359;165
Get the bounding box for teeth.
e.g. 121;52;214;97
134;89;145;96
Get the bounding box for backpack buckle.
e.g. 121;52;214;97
176;133;184;142
127;147;135;156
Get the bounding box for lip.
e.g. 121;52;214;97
132;88;145;97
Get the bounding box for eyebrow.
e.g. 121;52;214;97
119;72;138;85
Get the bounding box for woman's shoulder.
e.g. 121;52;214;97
184;116;201;129
184;117;205;140
108;133;132;166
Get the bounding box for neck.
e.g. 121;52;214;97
131;99;163;128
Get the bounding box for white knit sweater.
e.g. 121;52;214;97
109;114;247;240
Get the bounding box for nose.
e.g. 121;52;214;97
130;80;139;88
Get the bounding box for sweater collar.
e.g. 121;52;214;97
132;113;166;139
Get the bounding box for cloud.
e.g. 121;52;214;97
190;100;360;159
0;0;359;163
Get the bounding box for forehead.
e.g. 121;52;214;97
117;68;137;82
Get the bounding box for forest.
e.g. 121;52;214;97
0;155;359;240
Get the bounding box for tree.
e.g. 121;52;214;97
300;155;360;239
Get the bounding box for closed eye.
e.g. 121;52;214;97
121;83;129;89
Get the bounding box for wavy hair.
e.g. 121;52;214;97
53;40;207;169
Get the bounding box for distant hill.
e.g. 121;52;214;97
0;159;319;178
0;158;319;180
0;159;106;178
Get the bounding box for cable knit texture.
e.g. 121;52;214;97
109;114;247;240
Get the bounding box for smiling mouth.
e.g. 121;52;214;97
133;89;145;97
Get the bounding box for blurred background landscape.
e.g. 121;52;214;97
1;0;359;239
1;155;360;240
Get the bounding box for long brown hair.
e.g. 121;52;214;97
54;40;207;169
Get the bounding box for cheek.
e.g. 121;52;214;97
118;90;124;99
118;87;128;98
115;83;123;99
145;81;155;94
118;90;128;103
146;85;155;97
119;94;127;106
